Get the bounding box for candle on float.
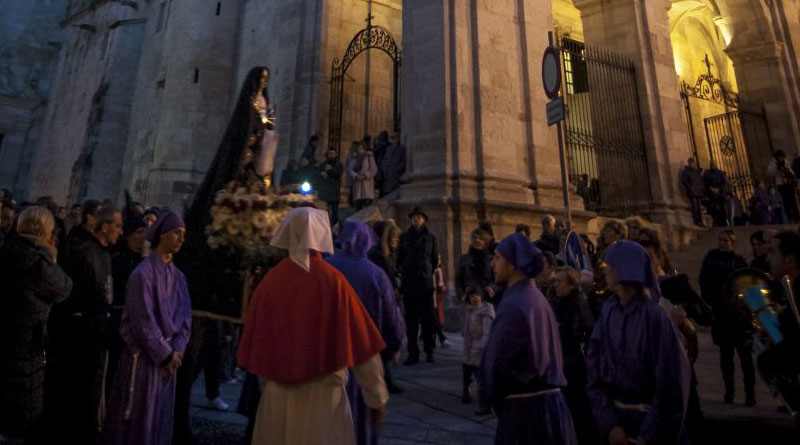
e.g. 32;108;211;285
255;130;278;177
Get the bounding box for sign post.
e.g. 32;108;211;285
543;31;572;229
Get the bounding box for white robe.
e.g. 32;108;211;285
251;354;388;445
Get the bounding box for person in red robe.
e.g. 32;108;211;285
236;207;388;445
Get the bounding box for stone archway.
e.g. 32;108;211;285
713;0;800;158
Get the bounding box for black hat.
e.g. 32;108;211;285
408;207;428;221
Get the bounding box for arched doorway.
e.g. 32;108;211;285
327;16;401;155
671;0;773;205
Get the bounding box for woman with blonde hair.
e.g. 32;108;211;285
0;206;72;442
369;219;402;293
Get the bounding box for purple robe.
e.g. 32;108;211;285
586;295;691;444
328;222;405;445
479;278;576;445
100;254;192;445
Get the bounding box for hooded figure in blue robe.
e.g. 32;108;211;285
586;240;691;445
328;221;405;445
479;233;577;445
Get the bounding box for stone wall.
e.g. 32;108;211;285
29;1;145;205
0;0;69;200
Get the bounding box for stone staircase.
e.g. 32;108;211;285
670;224;797;290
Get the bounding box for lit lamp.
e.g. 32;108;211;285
300;181;312;195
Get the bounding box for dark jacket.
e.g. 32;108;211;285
0;234;72;434
702;168;729;196
318;159;344;203
699;248;748;345
455;247;494;300
535;233;560;255
548;289;594;374
59;224;93;267
680;166;705;198
52;235;114;340
398;225;439;299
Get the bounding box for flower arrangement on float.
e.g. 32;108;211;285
205;184;318;259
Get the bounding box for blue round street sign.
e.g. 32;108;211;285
542;46;561;100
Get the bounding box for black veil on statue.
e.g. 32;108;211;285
177;66;272;320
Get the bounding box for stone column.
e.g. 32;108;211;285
400;0;583;278
574;0;694;246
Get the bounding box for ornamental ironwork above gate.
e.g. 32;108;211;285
681;53;739;108
327;15;401;154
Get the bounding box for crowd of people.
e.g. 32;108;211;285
2;179;800;445
680;150;800;227
279;132;407;225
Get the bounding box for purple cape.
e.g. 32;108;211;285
479;278;576;444
586;295;691;443
101;254;192;445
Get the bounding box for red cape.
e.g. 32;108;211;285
236;252;386;384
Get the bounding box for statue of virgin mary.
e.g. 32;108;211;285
177;66;300;321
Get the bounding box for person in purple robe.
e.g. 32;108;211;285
479;233;577;445
327;221;405;445
100;212;192;445
586;240;691;445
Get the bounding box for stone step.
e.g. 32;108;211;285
670;224;797;290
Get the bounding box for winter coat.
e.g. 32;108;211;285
535;233;560;255
548;289;594;373
318;159;344;203
455;247;494;300
50;235;114;344
680;166;705;198
353;152;378;201
462;302;495;366
698;248;749;345
0;234;72;434
398;225;439;299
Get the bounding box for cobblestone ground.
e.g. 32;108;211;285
190;330;798;444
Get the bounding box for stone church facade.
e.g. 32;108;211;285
7;0;800;273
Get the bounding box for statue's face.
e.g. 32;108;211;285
259;69;269;92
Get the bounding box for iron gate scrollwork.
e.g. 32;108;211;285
328;17;401;154
558;38;652;216
703;110;773;206
680;54;773;207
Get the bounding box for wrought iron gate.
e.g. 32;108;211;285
328;16;401;154
703;110;773;205
559;38;652;216
681;55;773;206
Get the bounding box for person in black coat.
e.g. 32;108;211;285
59;199;101;267
107;213;147;395
680;158;706;227
702;161;730;227
749;230;772;275
455;228;498;305
535;214;560;255
550;266;596;445
46;204;123;444
0;206;72;443
398;207;439;364
318;149;344;227
698;229;754;405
